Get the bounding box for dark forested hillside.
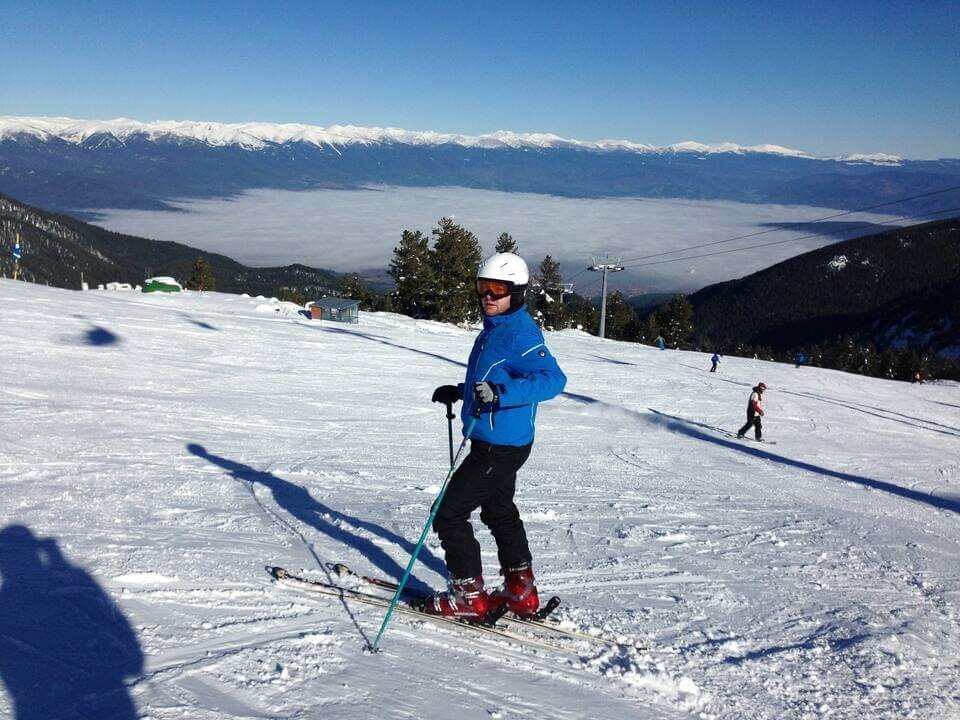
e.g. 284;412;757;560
0;193;342;297
689;218;960;359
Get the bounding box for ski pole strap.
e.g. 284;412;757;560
371;415;478;652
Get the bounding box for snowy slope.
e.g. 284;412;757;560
1;279;959;720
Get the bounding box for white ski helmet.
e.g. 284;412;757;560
476;252;529;312
477;252;529;285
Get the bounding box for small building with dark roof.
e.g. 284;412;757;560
309;298;360;324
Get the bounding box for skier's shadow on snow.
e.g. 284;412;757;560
180;314;218;331
306;325;467;369
300;324;609;410
187;444;445;595
85;325;120;346
696;370;960;438
647;410;960;514
587;354;638;366
0;525;143;720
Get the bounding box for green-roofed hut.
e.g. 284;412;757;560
143;276;182;293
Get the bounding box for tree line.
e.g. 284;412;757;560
374;218;960;382
331;217;600;331
186;218;959;382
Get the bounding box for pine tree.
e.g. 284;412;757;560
187;256;215;292
835;335;859;372
659;294;694;348
495;232;518;254
899;349;920;380
278;287;306;305
603;291;638;340
644;313;661;346
341;273;376;310
431;217;482;325
879;347;898;379
532;254;566;330
389;229;435;318
564;293;599;332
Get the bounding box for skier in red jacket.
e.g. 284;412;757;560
737;382;767;441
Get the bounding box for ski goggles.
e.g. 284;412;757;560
475;278;512;300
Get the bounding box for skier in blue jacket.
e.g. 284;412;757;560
425;252;567;620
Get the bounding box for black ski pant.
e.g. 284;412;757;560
738;414;762;440
432;439;532;580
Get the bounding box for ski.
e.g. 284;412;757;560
266;566;577;655
327;562;624;648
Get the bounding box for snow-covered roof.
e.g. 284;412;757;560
314;297;360;310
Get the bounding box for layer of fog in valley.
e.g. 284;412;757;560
91;186;906;294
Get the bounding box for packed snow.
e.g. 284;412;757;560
1;279;959;720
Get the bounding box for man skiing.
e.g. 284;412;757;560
425;252;567;620
737;382;767;441
710;353;720;372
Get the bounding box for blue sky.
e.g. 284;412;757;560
2;0;957;158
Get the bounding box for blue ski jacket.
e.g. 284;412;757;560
459;306;566;446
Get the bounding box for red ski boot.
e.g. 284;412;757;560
419;576;490;621
488;563;539;618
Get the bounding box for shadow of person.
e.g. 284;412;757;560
0;525;143;720
646;409;960;514
85;326;120;346
187;444;445;596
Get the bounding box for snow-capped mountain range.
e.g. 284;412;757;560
1;115;957;217
0;115;862;160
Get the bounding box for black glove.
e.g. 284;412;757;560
431;385;461;404
473;381;500;407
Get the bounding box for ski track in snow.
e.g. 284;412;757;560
1;279;959;719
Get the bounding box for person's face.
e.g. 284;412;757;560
482;294;511;316
476;279;513;316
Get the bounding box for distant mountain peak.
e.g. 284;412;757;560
831;153;904;167
667;140;812;158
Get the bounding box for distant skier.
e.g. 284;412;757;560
656;335;666;351
426;252;567;620
710;353;720;372
795;352;807;368
737;382;767;441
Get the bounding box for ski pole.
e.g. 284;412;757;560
444;400;456;469
370;413;479;652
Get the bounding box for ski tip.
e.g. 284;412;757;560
328;562;349;577
266;565;289;580
535;596;562;620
